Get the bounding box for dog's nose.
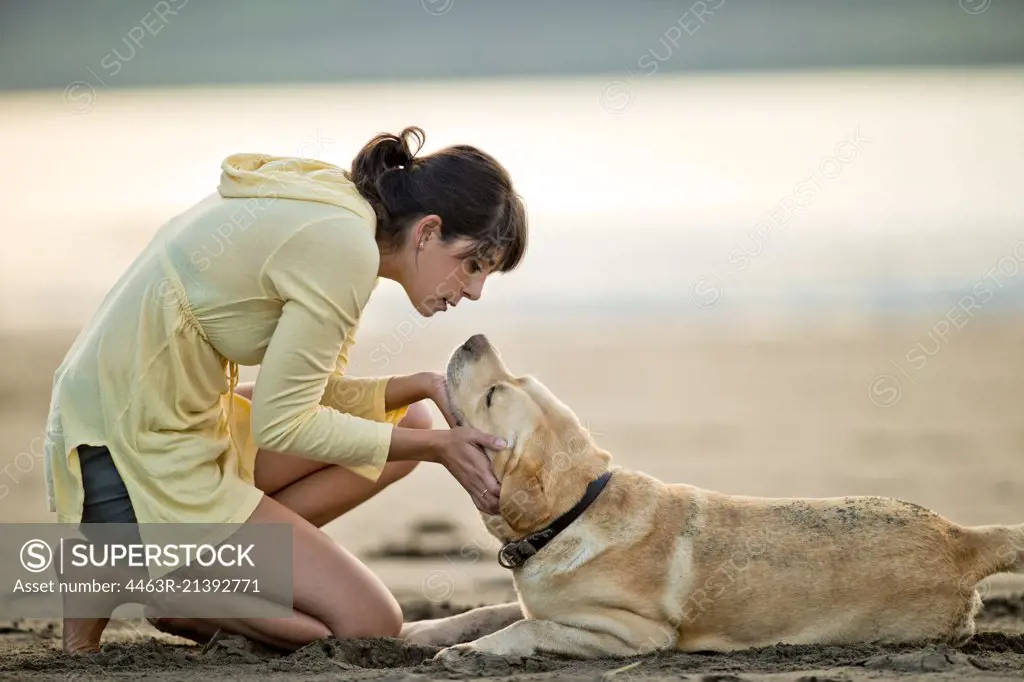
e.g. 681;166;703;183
461;333;489;354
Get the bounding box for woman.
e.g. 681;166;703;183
44;126;528;653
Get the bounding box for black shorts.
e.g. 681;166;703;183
78;444;139;525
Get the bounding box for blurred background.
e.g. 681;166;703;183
1;0;1023;603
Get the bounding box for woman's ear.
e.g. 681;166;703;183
413;215;443;250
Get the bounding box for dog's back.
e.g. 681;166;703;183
661;486;1024;650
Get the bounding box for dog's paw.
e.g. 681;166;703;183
402;620;470;648
400;621;439;647
433;643;481;671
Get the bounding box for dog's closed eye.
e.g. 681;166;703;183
485;385;498;408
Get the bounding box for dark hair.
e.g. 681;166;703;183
348;126;527;272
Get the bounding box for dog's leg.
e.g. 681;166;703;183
401;602;523;647
434;619;641;662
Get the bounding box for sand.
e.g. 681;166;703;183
1;597;1023;681
3;313;1024;680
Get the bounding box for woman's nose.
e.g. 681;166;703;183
462;277;486;302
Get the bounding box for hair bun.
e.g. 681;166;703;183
378;126;425;170
396;126;425;168
349;126;427;218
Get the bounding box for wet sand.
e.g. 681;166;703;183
2;596;1024;681
2;313;1024;680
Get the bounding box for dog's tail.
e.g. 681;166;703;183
960;523;1024;580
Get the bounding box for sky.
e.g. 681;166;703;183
0;0;1022;91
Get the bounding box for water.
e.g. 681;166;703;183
2;69;1022;332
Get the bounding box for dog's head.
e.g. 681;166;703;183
445;334;611;540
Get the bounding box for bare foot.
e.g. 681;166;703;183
57;539;122;654
144;608;218;646
62;617;108;654
146;617;218;645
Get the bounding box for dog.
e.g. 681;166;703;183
400;333;1024;661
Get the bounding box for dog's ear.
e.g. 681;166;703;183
498;446;552;536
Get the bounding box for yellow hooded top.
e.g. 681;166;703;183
44;153;408;536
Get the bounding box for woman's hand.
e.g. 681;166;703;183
385;371;505;514
425;374;505;514
420;371;460;428
384;372;459;427
435;427;506;515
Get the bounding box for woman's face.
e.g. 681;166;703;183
404;216;495;317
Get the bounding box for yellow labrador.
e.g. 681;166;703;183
401;333;1024;661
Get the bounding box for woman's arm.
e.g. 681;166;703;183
318;369;504;511
321;371;434;429
251;217;396;474
383;372;435;413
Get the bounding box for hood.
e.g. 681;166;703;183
218;153;376;223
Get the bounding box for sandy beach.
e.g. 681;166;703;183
2;312;1024;680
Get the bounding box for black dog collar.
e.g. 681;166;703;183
497;471;613;570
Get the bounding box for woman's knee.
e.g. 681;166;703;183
252;498;403;640
381;459;419;485
331;592;403;639
398;401;433;430
313;566;403;639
